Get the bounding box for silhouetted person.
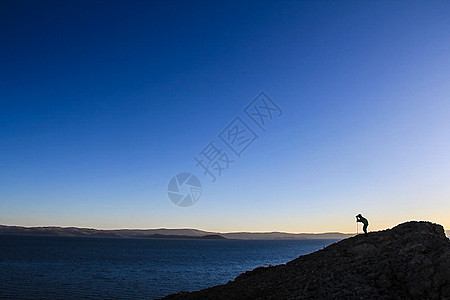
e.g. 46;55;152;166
356;214;369;235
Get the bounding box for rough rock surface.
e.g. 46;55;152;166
163;221;450;299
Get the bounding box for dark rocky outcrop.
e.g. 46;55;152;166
164;221;450;299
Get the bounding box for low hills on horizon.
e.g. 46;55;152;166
1;224;448;240
0;224;354;240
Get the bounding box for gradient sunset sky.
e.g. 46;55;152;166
1;0;449;233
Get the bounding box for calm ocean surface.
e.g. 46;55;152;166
0;234;338;299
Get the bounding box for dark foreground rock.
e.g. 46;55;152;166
163;221;450;299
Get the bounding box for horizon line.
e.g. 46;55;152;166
3;222;448;235
0;223;358;235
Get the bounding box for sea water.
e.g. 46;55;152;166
0;234;337;299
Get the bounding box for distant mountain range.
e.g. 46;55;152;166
0;225;353;240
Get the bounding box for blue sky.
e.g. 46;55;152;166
1;0;449;232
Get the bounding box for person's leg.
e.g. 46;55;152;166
363;224;368;235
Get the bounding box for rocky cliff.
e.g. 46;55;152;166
164;221;450;299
